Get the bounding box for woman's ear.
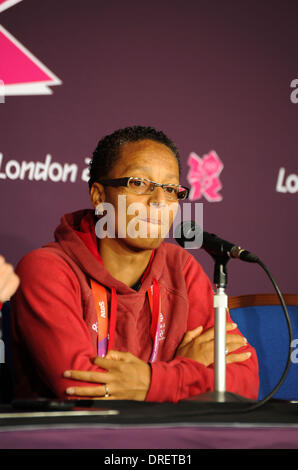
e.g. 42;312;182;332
90;182;105;209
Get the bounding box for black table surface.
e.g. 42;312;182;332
1;397;298;428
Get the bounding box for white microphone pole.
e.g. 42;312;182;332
214;286;228;398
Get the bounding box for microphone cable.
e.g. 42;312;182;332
181;257;294;417
236;257;294;413
174;224;294;414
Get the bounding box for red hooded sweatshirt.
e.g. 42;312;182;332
10;209;259;402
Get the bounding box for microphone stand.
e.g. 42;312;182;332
184;254;252;403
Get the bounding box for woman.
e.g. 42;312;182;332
10;126;259;402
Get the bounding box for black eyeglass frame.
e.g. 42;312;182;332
96;177;190;200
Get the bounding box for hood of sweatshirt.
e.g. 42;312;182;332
51;209;167;295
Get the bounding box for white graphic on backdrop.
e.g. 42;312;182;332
0;153;90;183
290;79;298;104
0;0;62;96
276;168;298;193
0;0;22;13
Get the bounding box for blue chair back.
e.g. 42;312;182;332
229;294;298;401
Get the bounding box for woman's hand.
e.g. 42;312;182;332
175;323;251;367
0;255;20;303
64;350;151;400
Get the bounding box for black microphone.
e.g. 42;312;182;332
174;221;259;263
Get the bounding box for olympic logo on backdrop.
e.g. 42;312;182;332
0;0;62;100
187;150;223;202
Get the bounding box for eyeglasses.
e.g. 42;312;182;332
96;177;189;201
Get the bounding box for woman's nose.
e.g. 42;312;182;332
147;186;168;206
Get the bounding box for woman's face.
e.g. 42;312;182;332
91;139;180;251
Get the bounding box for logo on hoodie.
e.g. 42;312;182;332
0;0;62;98
98;301;106;318
158;312;166;342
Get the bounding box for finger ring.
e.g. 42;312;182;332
104;385;109;398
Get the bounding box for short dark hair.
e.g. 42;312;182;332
88;125;181;189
